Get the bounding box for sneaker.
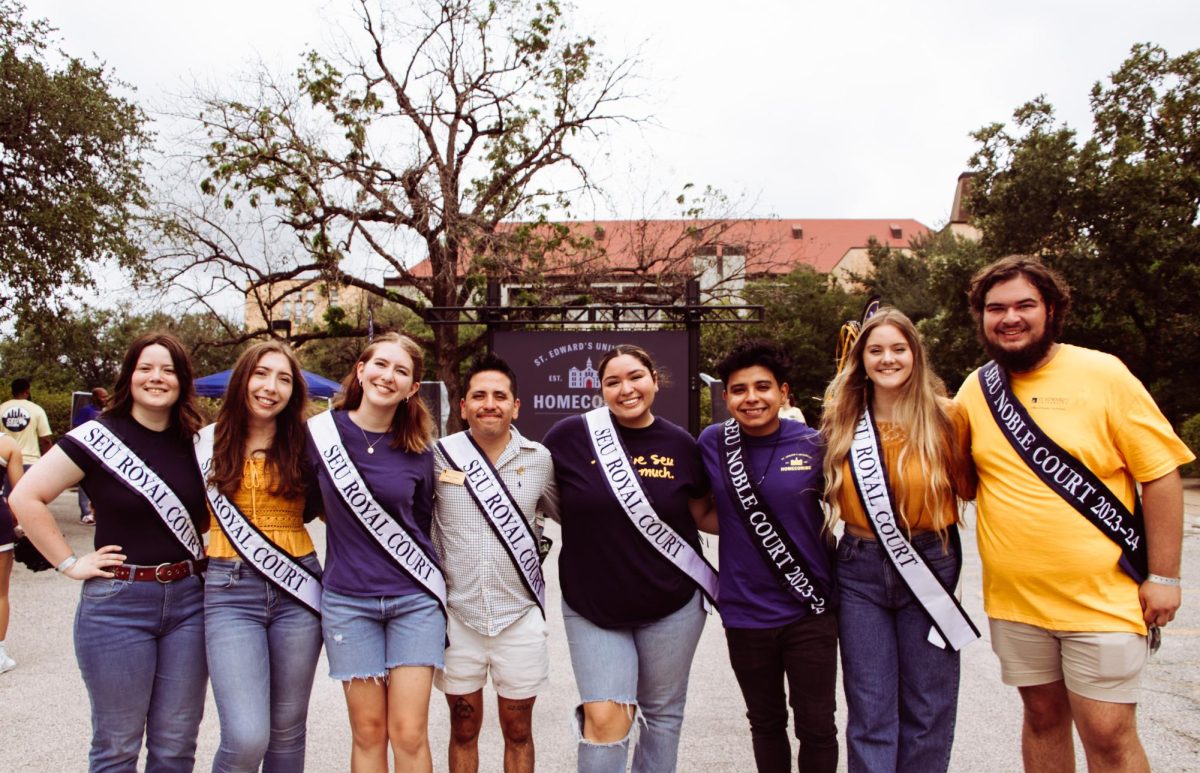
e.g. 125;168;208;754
0;652;15;675
81;514;95;525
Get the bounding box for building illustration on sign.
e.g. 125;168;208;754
568;358;599;389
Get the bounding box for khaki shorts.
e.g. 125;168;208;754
435;606;549;700
989;618;1148;704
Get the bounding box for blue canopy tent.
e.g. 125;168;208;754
194;369;342;399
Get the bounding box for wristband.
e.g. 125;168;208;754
55;555;78;574
1147;573;1181;587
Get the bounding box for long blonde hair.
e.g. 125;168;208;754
819;308;957;539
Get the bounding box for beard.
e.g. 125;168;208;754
980;324;1057;373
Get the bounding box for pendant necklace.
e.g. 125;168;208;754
358;424;387;454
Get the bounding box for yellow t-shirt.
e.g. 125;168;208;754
956;345;1194;634
207;458;315;559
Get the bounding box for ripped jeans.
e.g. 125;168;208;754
562;592;706;773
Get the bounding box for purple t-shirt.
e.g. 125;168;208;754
543;413;709;628
699;419;835;628
306;410;438;597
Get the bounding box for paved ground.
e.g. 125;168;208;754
2;483;1199;772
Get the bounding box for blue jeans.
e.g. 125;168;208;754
562;592;707;773
75;574;208;773
205;555;324;773
837;530;962;773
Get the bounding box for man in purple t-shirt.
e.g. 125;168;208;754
698;341;838;773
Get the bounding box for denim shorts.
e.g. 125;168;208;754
321;587;446;680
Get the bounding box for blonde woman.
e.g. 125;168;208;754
820;308;977;773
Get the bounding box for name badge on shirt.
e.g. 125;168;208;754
439;468;466;485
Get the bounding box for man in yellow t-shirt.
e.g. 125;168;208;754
956;256;1193;773
0;379;52;468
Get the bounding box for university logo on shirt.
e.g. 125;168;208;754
780;452;814;472
2;407;31;432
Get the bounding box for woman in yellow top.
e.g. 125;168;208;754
204;341;323;772
820;308;975;773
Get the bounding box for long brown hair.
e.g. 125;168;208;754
819;308;958;539
210;341;309;499
107;332;203;440
333;333;433;453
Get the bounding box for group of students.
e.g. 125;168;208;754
0;254;1190;773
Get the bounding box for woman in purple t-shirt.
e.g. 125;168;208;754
543;344;715;773
307;333;444;772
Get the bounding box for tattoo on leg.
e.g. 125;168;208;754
453;697;476;720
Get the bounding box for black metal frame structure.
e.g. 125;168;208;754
423;280;762;435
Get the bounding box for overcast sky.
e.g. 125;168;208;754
29;0;1200;230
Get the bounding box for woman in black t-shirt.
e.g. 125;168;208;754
543;344;716;773
12;333;210;772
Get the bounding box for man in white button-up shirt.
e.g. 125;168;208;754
433;354;559;773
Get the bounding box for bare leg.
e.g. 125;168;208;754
497;695;536;773
387;665;434;773
343;678;389;773
581;700;635;743
1068;691;1148;773
446;689;483;773
1018;681;1075;773
0;552;12;643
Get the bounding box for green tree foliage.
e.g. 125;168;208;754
0;1;151;319
0;308;240;395
702;267;859;422
967;43;1200;422
160;0;634;422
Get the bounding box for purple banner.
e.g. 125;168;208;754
493;331;689;442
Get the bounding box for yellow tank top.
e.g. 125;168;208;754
207;457;314;559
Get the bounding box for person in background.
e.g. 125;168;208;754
0;378;52;477
72;387;109;524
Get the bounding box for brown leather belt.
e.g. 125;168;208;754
110;559;207;583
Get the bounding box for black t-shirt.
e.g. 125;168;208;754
543;413;709;628
60;414;208;565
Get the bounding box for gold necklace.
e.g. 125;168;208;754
358;424;387;454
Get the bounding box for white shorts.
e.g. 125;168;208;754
435;606;549;700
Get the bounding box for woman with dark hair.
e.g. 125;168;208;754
820;308;978;773
305;332;445;772
11;332;210;772
542;344;718;773
200;341;324;772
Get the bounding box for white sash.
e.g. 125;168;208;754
848;409;979;651
308;411;447;606
193;425;322;614
438;431;545;613
66;420;204;560
583;408;719;605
